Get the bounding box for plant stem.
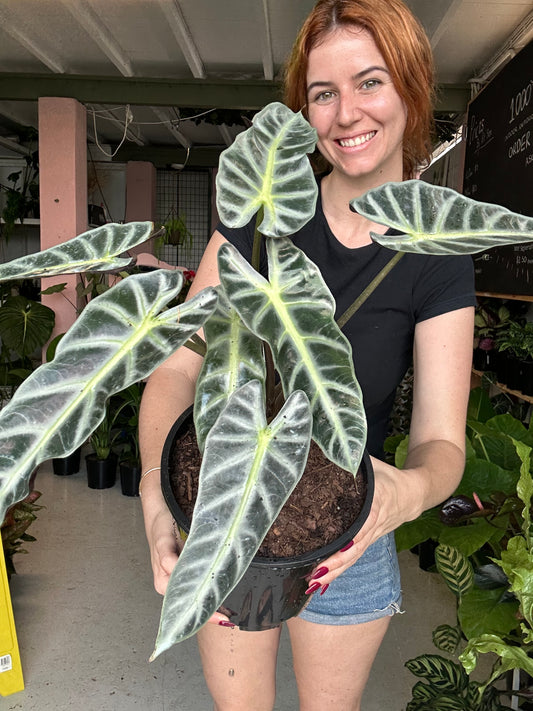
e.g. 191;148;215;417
251;207;264;273
337;252;405;329
183;334;206;357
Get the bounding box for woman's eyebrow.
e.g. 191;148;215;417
307;65;389;94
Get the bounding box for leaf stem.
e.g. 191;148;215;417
337;252;405;329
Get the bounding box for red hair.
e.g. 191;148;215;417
283;0;435;178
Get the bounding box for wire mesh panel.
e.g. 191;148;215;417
156;169;211;270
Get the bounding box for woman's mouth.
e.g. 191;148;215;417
338;131;376;147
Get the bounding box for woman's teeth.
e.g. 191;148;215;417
338;131;376;147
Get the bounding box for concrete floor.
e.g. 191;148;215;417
6;455;458;710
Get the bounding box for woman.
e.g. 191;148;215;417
139;0;475;708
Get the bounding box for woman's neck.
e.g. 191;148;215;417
321;171;399;249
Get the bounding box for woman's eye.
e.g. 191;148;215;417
361;79;381;91
314;90;335;103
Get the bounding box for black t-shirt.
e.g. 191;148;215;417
216;186;476;457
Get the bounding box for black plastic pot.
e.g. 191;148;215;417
119;460;141;496
161;407;374;632
52;448;81;476
86;453;117;489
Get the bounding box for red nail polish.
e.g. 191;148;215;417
311;566;329;580
218;620;236;628
305;581;322;595
340;540;354;552
320;584;329;596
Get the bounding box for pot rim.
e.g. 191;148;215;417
161;406;374;569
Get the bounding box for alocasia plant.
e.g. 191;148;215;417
0;102;532;658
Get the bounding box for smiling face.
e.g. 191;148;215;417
306;26;408;187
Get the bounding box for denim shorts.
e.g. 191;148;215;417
298;532;402;625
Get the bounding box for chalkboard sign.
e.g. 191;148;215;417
463;40;533;294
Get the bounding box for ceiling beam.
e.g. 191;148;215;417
157;0;206;79
152;107;192;148
257;0;274;81
0;136;31;156
114;144;221;168
62;0;134;77
0;73;469;113
0;6;67;74
0;73;283;109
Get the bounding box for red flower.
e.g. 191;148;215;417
183;269;196;281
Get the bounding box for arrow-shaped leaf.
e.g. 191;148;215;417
216;102;318;237
194;288;266;451
152;380;312;657
350;181;533;255
218;239;367;475
0;270;218;522
0;221;154;281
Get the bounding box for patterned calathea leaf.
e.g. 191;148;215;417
151;380;312;658
350;181;533;255
0;221;154;280
218;238;367;475
0;270;218;523
435;544;474;598
216;102;318;237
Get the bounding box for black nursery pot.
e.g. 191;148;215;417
119;460;142;496
161;407;374;632
52;447;81;476
86;453;117;489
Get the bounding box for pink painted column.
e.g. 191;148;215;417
38;97;87;342
125;161;156;257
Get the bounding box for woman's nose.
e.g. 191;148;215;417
337;92;363;126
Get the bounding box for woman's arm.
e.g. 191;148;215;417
309;305;475;584
138;230;227;597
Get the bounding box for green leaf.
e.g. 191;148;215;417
435;544;474;597
458;586;520;639
218;238;367;475
467;420;521;471
432;624;462;654
395;509;442;552
0;271;218;523
405;654;469;694
460;633;533;683
215;102;318;238
0;222;154;281
350;181;533;255
439;519;503;558
412;681;441;702
511;438;532;542
194;288;265;451
0;296;55;356
498;536;533;628
467;388;496;424
455;457;518;500
152;381;312;657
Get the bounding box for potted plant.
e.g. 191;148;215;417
0;103;532;660
0;150;40;241
116;382;145;496
473;300;510;373
395;387;533;705
496;320;533;395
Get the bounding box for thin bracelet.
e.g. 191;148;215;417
138;466;161;497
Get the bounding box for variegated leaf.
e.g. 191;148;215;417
350;181;533;255
152;380;312;657
216;102;318;237
218;239;367;475
435;544;474;597
0;270;218;522
432;624;462;654
194;288;266;451
0;221;154;281
405;654;468;693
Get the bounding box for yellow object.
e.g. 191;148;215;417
0;546;24;696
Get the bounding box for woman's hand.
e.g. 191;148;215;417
305;456;418;592
143;495;234;626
